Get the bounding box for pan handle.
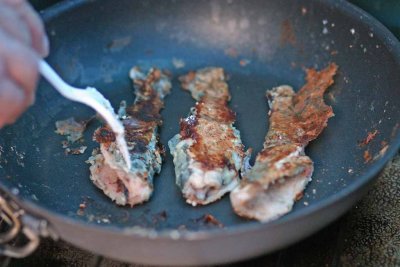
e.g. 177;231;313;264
0;192;58;258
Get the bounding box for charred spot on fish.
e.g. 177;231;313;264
157;142;166;157
115;179;125;194
180;116;198;139
224;158;236;171
127;100;163;122
93;127;116;143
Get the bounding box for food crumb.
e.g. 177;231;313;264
65;146;87;155
77;201;87;216
350;28;355;35
152;210;168;224
56;117;93;155
62;141;69;149
195;214;224;228
331;50;339;56
301;7;307;15
322;27;328;35
312;189;316;194
363;150;372;163
348;168;354;174
373;145;389;161
303;201;309;206
239;59;250;67
359;130;378;147
55;117;88;143
172;58;185;69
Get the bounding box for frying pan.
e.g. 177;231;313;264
0;0;399;265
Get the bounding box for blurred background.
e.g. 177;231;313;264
29;0;400;39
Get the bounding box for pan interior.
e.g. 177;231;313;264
0;0;399;231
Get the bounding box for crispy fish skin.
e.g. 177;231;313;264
230;63;338;222
169;67;248;206
87;68;171;206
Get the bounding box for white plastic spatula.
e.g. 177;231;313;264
38;60;131;170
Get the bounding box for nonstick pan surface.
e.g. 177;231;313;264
0;0;399;265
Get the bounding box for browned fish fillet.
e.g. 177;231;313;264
169;67;248;206
87;68;171;206
230;63;338;222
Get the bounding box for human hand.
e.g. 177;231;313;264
0;0;49;127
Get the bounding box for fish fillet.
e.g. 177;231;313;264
87;67;171;206
169;67;248;206
230;63;338;222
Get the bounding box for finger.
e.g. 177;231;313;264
0;5;31;45
0;29;39;106
2;0;49;57
0;79;26;127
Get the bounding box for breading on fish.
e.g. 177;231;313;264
169;67;249;206
230;63;338;222
87;67;171;206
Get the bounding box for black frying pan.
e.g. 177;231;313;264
0;0;399;265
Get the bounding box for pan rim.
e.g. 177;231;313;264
3;0;400;242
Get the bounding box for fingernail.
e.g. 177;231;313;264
42;35;49;57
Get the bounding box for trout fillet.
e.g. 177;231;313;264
230;63;338;222
87;67;171;206
169;67;248;206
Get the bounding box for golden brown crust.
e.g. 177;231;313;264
264;63;337;148
195;97;236;123
178;69;244;171
93;69;165;154
179;68;231;101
